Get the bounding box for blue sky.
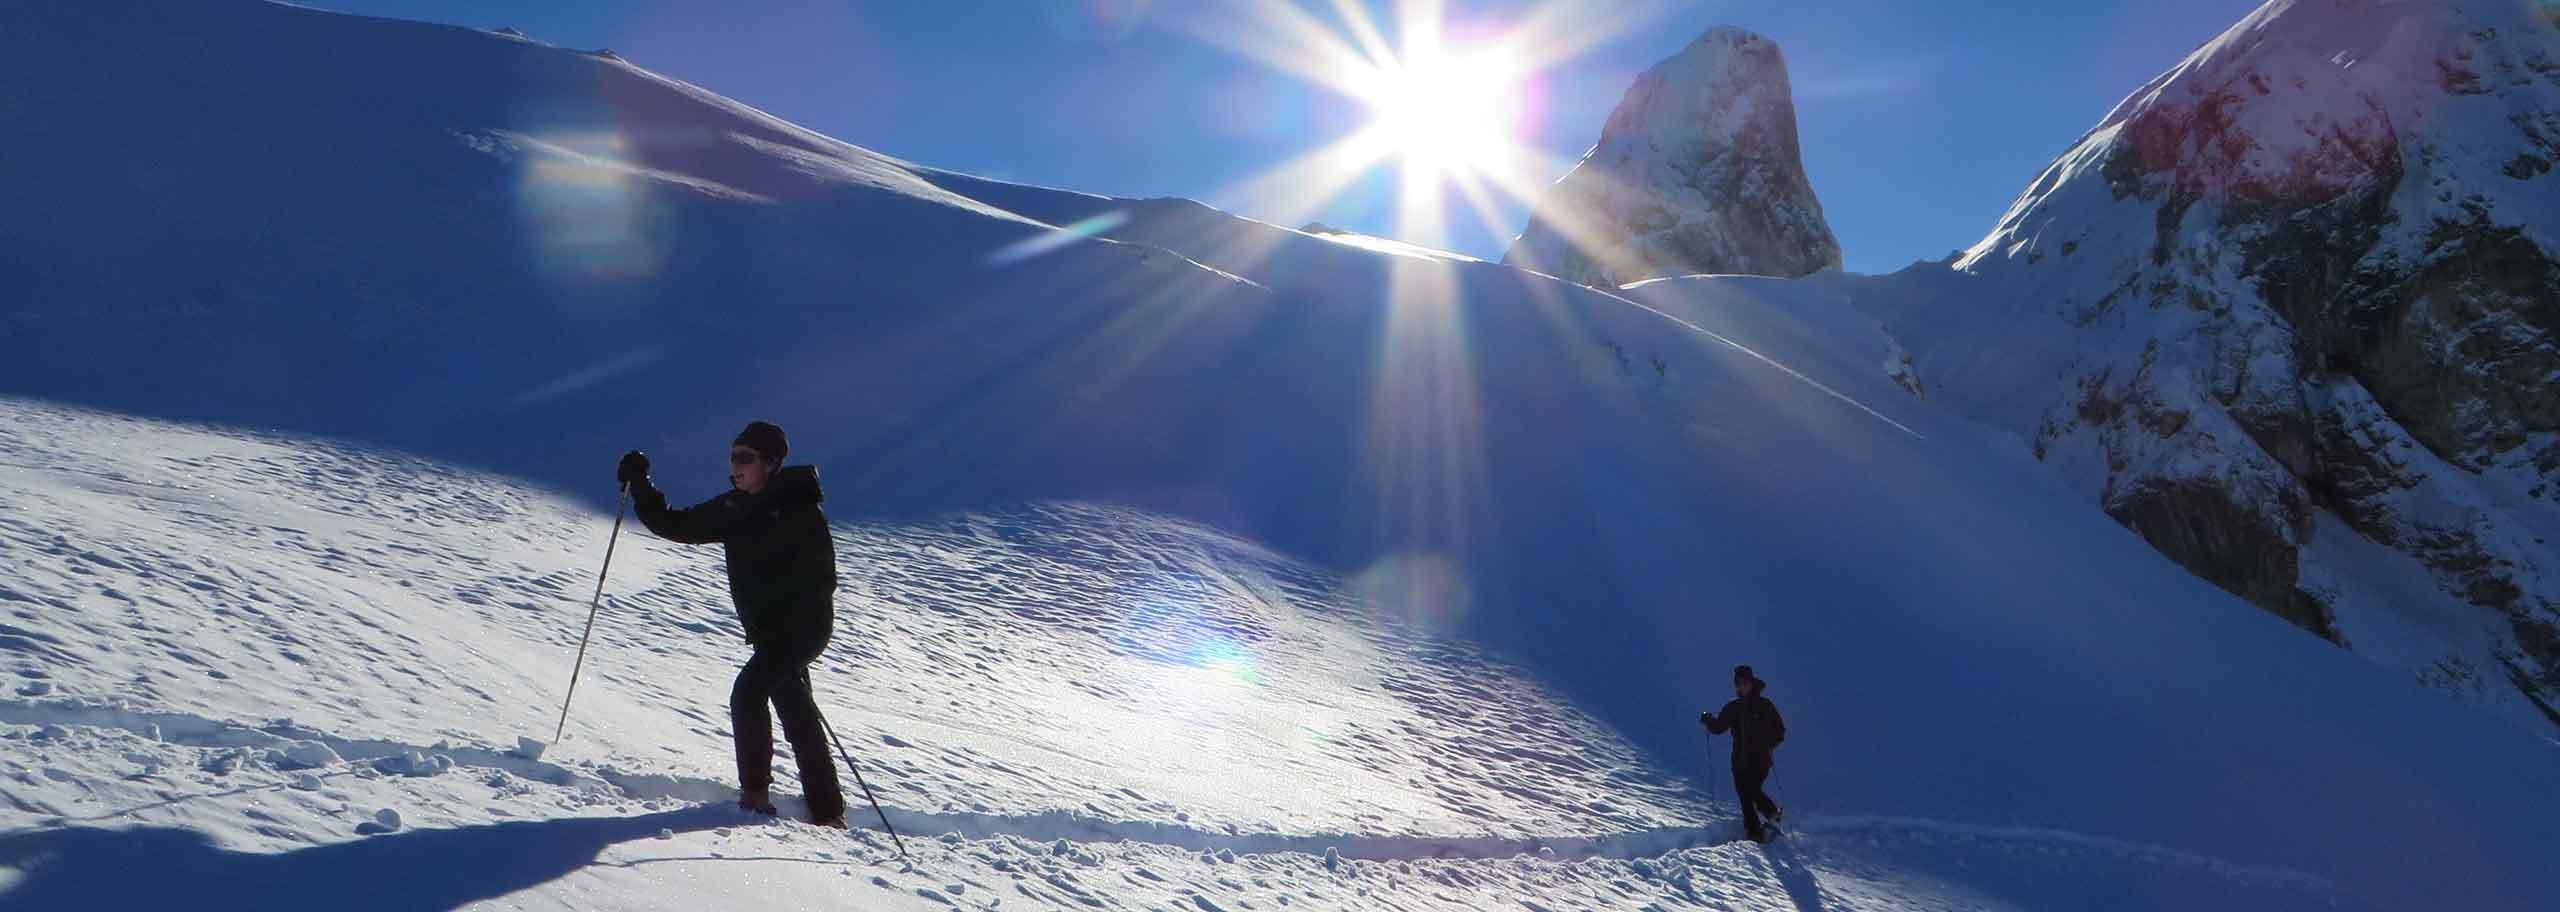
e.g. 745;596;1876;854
309;0;2262;274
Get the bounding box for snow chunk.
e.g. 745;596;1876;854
373;750;454;777
268;740;340;770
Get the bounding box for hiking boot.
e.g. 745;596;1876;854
739;789;778;816
811;814;848;830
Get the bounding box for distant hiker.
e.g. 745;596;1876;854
1700;664;1786;842
617;421;847;827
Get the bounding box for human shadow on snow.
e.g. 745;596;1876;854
0;806;738;912
1761;839;1830;912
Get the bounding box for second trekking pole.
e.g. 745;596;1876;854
552;482;630;744
810;669;908;860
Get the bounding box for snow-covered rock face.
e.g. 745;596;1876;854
1929;0;2560;727
9;2;2560;908
1504;27;1842;286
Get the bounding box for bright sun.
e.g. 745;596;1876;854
1353;47;1523;177
1174;1;1675;250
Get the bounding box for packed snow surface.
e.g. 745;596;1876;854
2;1;2557;910
0;398;2457;912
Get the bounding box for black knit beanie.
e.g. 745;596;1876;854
734;421;788;465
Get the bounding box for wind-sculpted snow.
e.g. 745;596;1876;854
5;2;2560;909
2;378;2549;910
4;704;2387;912
0;399;1704;842
1;722;2371;912
0;399;2386;911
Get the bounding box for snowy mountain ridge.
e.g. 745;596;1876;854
1;1;2557;910
1862;0;2560;729
1500;0;2560;730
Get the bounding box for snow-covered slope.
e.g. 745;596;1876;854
1504;27;1844;285
3;2;2558;910
1843;0;2560;730
3;398;2407;911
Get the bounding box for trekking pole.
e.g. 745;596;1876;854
1705;728;1718;819
810;669;908;860
552;483;630;743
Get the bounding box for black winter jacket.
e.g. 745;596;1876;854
631;465;837;648
1704;689;1786;767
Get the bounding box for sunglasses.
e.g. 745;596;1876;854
729;450;763;466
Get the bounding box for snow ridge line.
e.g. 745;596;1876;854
1789;815;2341;892
0;700;1723;862
1598;285;1928;440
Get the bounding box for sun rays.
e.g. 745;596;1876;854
1176;0;1677;253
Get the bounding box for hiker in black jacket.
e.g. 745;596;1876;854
617;421;846;827
1701;664;1786;841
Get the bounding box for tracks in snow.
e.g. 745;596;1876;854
0;699;1728;863
0;695;2342;897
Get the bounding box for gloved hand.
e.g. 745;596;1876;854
1699;711;1715;726
616;450;650;488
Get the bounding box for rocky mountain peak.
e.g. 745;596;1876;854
1504;27;1842;286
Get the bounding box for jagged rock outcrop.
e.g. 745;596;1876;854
1504;27;1842;286
1892;0;2560;730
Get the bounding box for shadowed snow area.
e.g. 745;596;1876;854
2;1;2557;909
3;399;2382;911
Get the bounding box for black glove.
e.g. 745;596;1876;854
1699;711;1714;726
616;450;650;488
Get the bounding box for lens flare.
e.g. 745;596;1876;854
1042;0;1155;43
1189;640;1264;686
503;348;667;410
985;210;1134;267
510;131;668;284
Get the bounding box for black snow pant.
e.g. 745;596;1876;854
1733;756;1778;837
732;637;845;823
